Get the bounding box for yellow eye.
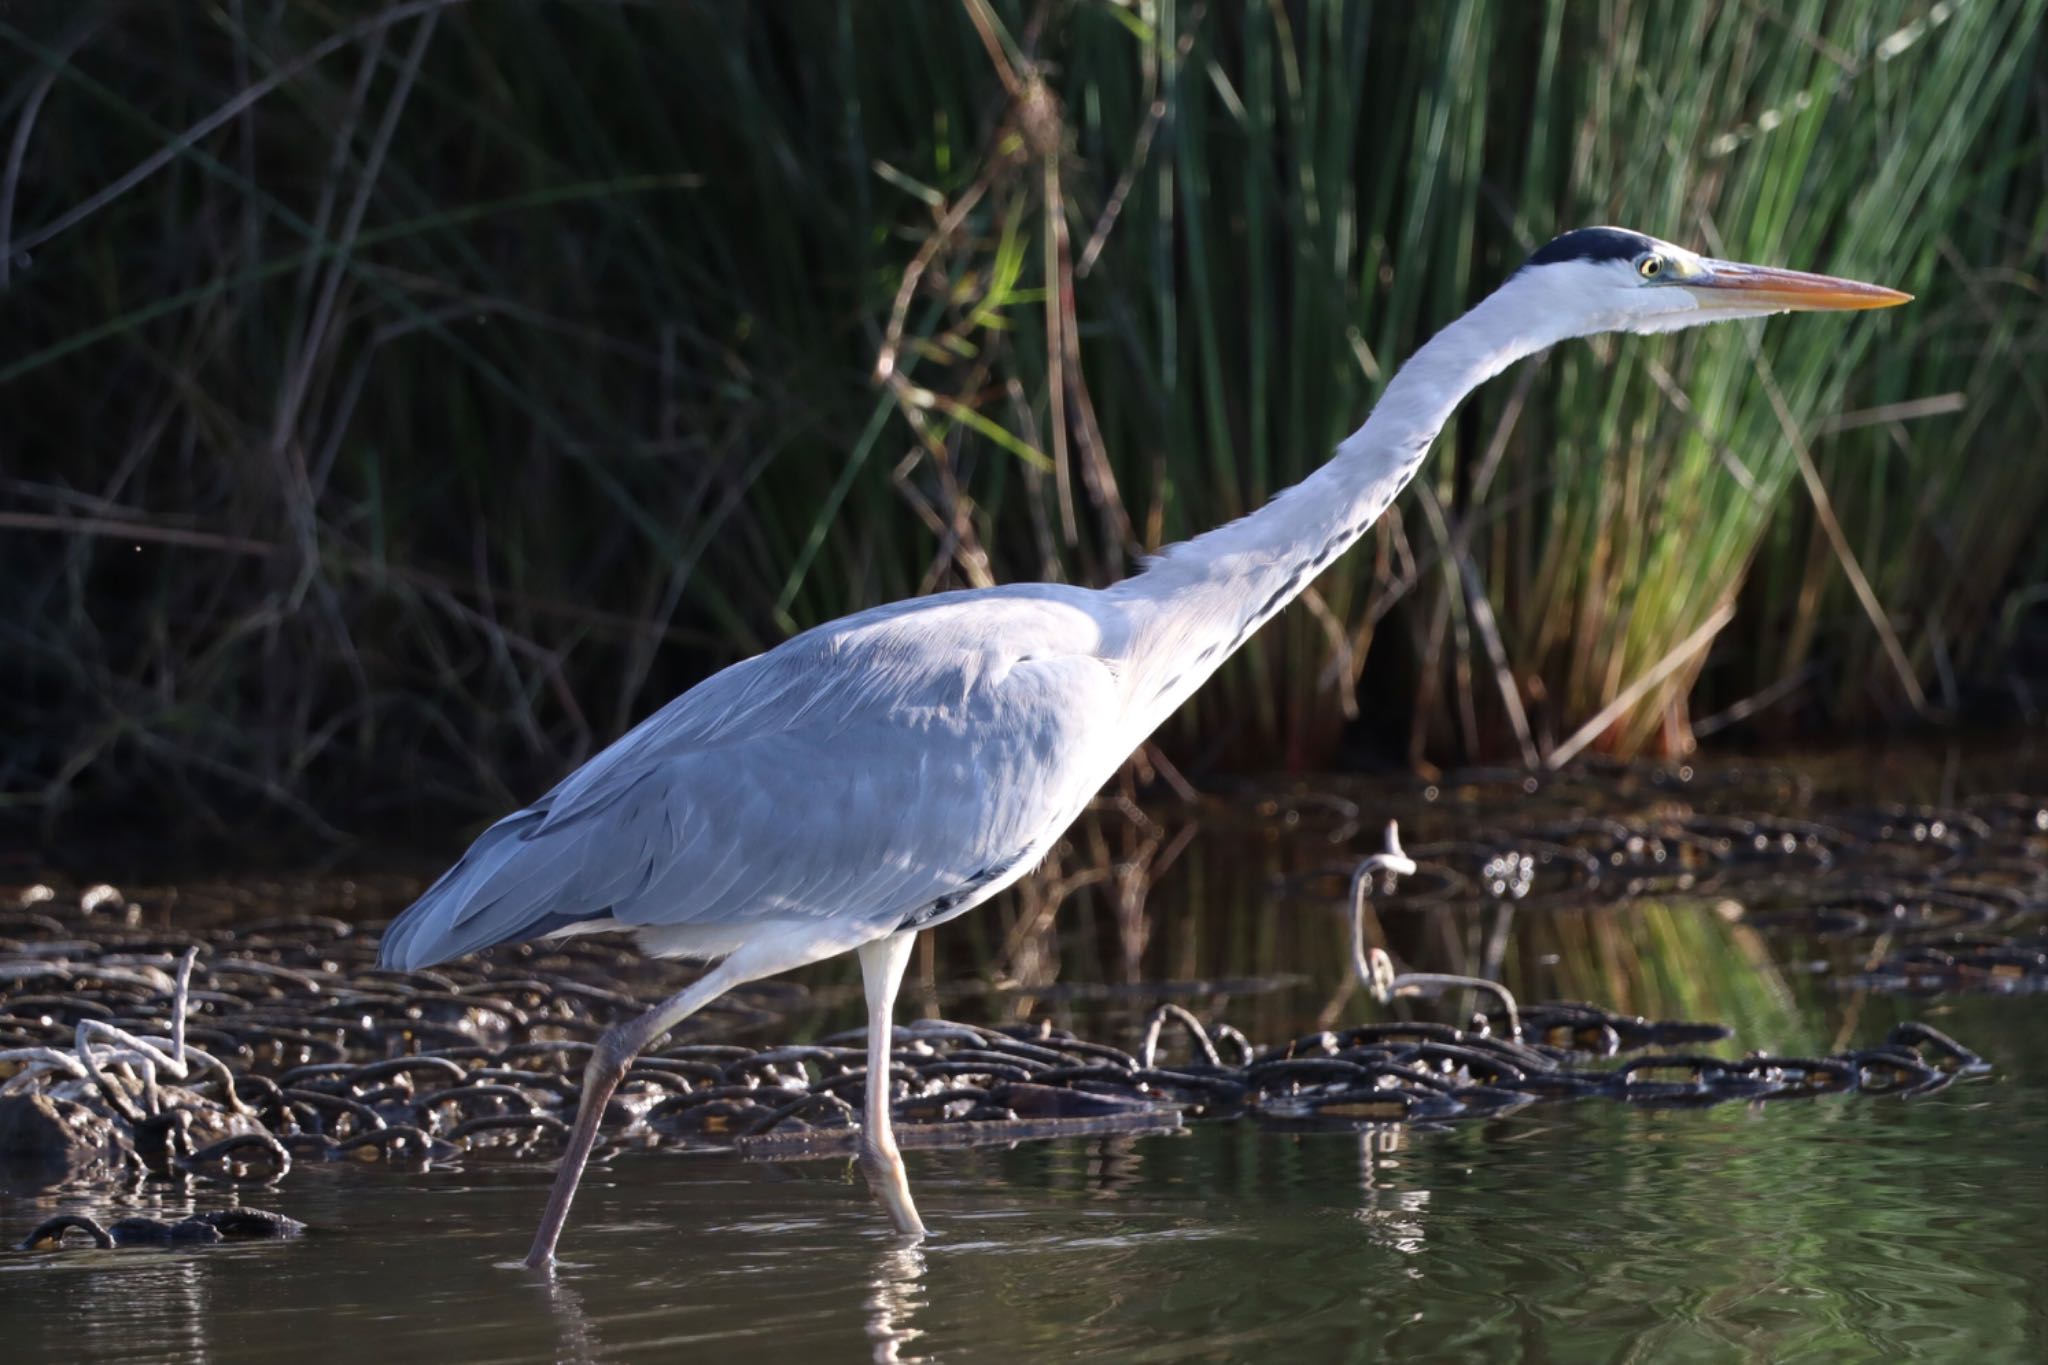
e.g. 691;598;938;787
1637;255;1664;279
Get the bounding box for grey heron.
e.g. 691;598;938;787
378;227;1907;1267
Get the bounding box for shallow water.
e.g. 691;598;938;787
5;744;2047;1361
4;991;2044;1362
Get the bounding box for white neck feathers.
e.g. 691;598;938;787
1106;275;1573;714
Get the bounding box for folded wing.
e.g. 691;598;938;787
378;589;1123;970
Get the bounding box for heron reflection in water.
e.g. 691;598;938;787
378;228;1909;1266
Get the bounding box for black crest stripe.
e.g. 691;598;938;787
1522;227;1656;269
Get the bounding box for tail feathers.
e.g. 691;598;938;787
377;809;609;971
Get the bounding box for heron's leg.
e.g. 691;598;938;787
524;962;739;1270
856;931;925;1238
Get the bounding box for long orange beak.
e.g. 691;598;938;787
1687;260;1912;311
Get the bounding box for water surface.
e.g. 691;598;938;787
4;997;2042;1362
4;746;2045;1361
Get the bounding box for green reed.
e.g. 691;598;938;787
0;1;2039;828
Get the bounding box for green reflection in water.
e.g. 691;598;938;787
5;745;2043;1361
3;993;2041;1363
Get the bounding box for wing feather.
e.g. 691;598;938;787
379;589;1126;970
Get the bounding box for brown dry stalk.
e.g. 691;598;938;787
1546;601;1738;769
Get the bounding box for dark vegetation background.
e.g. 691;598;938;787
2;0;2044;845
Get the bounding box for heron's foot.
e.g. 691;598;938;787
859;1139;927;1239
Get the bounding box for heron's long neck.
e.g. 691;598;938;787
1111;284;1560;712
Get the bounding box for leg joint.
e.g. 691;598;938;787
587;1021;643;1084
860;1125;901;1164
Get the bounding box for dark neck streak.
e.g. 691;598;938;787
1108;286;1555;718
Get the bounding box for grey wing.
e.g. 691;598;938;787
378;592;1124;970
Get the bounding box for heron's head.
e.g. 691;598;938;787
1511;227;1910;339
